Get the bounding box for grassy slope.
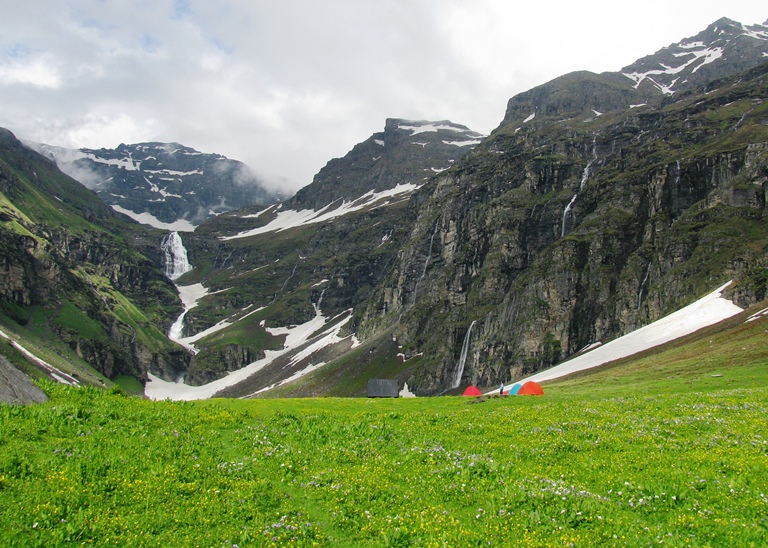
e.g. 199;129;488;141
1;133;183;383
1;304;767;547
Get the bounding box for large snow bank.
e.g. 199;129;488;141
515;281;742;385
221;183;418;240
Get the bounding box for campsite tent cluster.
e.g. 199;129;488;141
462;381;544;397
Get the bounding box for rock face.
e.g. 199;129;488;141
356;61;768;394
0;356;48;405
28;142;283;228
0;128;189;384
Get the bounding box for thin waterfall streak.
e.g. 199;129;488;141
280;257;301;292
638;264;651;309
561;136;597;238
413;222;439;303
561;193;578;237
316;288;326;311
453;321;476;389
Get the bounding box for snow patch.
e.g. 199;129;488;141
221;183;419;240
85;153;139;171
512;281;742;386
746;306;768;322
399;382;416;398
442;139;481;147
623;44;724;93
398;123;471;135
0;329;80;385
111;205;197;232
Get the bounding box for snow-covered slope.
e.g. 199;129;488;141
27;141;282;229
221;183;418;240
513;282;743;386
621;17;768;95
145;302;356;401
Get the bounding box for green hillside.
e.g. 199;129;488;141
0;129;187;385
2;309;766;546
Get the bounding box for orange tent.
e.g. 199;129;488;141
517;381;544;396
462;385;482;396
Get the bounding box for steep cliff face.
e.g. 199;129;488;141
358;63;768;394
0;128;189;383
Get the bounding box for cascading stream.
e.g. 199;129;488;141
161;230;196;345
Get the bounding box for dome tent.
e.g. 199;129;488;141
508;383;522;395
462;385;482;396
517;381;544;396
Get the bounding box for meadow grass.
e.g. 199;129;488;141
1;316;767;546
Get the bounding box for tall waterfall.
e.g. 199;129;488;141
413;222;439;302
161;231;193;280
452;320;476;389
561;137;597;237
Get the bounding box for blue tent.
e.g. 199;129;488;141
509;383;522;395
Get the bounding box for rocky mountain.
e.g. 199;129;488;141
288;119;485;210
157;17;768;398
145;118;482;394
621;17;768;96
3;17;767;400
501;18;768;128
29;141;283;230
0;128;188;387
359;60;768;393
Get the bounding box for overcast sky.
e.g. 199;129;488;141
1;1;765;195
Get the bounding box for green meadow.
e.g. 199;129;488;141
1;312;767;547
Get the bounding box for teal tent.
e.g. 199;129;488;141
509;383;522;395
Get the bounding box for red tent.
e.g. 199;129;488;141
462;385;483;396
517;381;544;396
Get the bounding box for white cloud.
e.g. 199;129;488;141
0;53;61;88
0;1;765;195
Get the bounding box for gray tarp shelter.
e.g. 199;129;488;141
367;379;399;398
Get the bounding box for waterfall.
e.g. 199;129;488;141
169;310;187;341
561;193;579;237
452;320;476;389
413;222;439;302
161;231;193;280
561;137;597;237
637;264;651;309
316;288;326;311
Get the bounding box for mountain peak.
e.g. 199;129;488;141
29;140;282;230
288;118;484;211
621;17;768;95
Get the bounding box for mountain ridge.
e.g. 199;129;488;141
28;140;283;230
2;17;768;399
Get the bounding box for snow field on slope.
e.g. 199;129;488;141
513;281;743;386
221;183;418;240
145;301;355;401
